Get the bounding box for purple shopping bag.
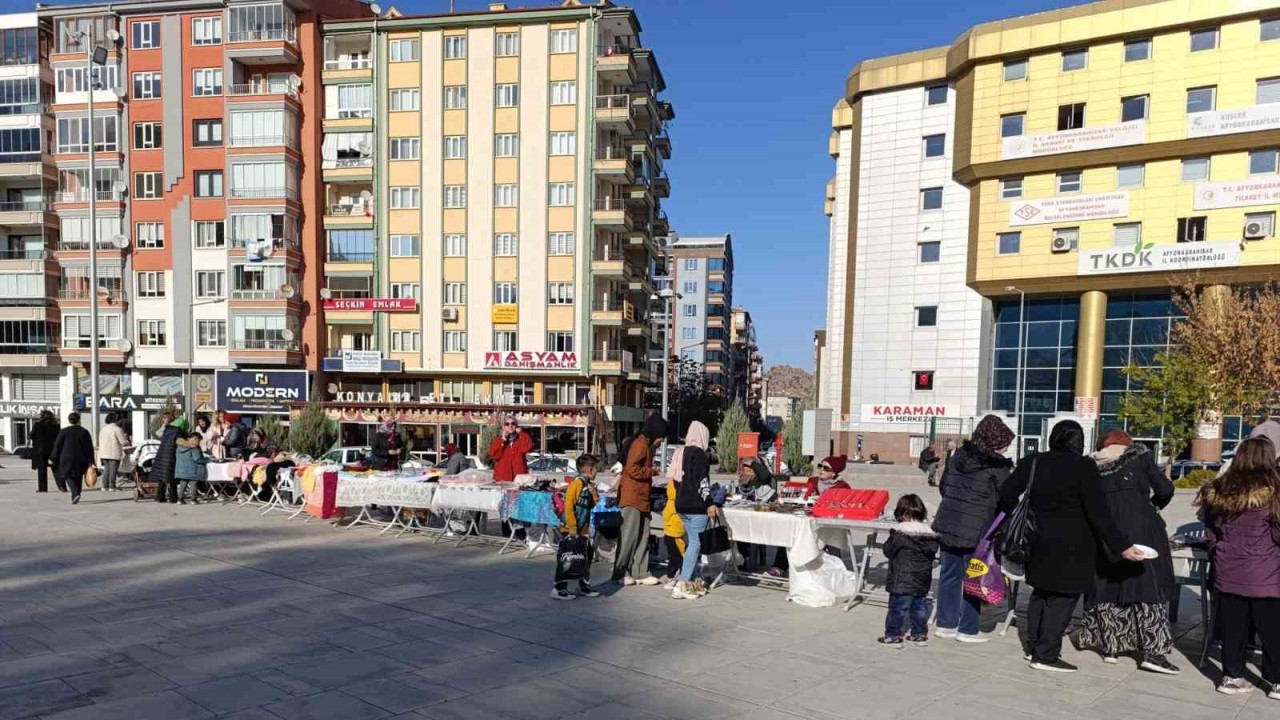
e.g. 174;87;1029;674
963;513;1008;606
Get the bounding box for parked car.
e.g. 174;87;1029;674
8;444;31;460
318;446;371;467
527;454;576;474
1171;459;1222;480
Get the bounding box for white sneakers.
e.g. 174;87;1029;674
671;581;702;600
636;576;662;586
934;628;958;639
955;633;990;644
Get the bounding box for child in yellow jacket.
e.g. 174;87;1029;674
554;454;602;600
662;453;687;590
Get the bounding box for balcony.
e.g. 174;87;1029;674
323;35;373;82
591;243;632;277
652;172;670;198
595;43;638;82
226;83;300;108
54;190;124;205
56;288;126;307
228;133;291;151
226;24;300;65
322;155;374;182
653;132;671;160
0;199;55;227
323;107;373;132
230;337;301;365
595;94;633;128
592;196;633;230
229;236;302;261
593;144;634;181
591;297;645;327
324;200;374;229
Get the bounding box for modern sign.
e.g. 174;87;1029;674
0;402;58;418
76;395;183;412
491;305;519;324
484;350;578;371
1188;104;1280;139
860;404;958;424
1002;120;1146;160
215;370;309;414
1009;192;1129;227
322;298;418;312
1078;242;1241;276
340;350;382;373
1194;177;1280;210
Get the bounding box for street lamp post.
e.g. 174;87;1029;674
653;287;681;471
1006;285;1027;458
187;298;227;418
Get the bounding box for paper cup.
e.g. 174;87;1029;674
1133;544;1159;560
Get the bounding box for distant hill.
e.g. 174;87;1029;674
766;365;813;404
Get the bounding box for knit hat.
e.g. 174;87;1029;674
1097;428;1133;451
970;415;1015;455
821;455;847;475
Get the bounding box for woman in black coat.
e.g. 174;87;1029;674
1076;429;1178;674
998;421;1145;673
29;409;59;493
49;412;95;504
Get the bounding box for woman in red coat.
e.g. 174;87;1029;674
804;454;850;499
489;414;534;482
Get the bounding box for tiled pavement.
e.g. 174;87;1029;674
0;463;1267;720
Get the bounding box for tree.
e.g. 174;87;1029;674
148;396;180;436
1119;347;1217;471
257;413;291;452
672;357;723;439
289;401;337;459
781;412;808;476
478;415;503;467
716;402;749;472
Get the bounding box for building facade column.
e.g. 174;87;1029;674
1191;284;1231;461
1074;290;1107;422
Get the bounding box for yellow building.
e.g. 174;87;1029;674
829;0;1280;458
316;1;671;454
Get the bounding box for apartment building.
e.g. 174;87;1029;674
318;1;672;454
666;234;732;396
825;0;1280;460
729;305;762;416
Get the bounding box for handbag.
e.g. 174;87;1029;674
555;535;591;582
698;517;731;555
84;465;99;489
995;457;1039;565
964;513;1008;605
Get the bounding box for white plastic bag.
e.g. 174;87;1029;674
787;554;860;608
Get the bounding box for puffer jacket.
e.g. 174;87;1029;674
150;423;182;483
1200;483;1280;598
883;521;939;596
932;441;1013;550
174;441;208;481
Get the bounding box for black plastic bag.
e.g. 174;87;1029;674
555;536;591;582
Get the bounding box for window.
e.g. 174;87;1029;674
920;187;943;210
57;116;118;153
549;131;576;156
443;135;466;159
133;122;162;150
1057;103;1085;131
197;320;226;348
683;304;698;317
194;170;223;198
913;371;935;391
444;331;467;353
0;78;40;116
546;332;574;353
548;232;575;256
62;314;122;349
134;172;162;199
1003;58;1028;81
195;270;224;298
495;133;518;157
193;119;222;147
1258;78;1280;105
390;137;421;160
1190;27;1219;52
494;282;518;305
390;89;420;111
683;258;698;271
138;320;167;346
1061;48;1087;71
681;327;696;340
131;20;159;49
389;187;420;209
683;281;698;294
495;83;519;108
548;282;574;305
1000;178;1023;199
443;35;466;59
496;184;522;207
192;68;223;97
997;232;1021;255
1177;216;1207;243
1186;86;1216;113
1121;95;1149;122
193;17;222;45
549;183;575;206
923;134;945;158
1250;149;1279;175
550;29;577;53
443;282;466;305
444;234;466;256
1246;211;1276;238
194;220;225;248
443;185;467;208
550;81;577;105
918;241;940;263
331;84;372;118
390;283;420;300
133;72;161;99
391;331;420;352
56;65;119;96
1124;38;1151;62
1181;156;1210;181
389;38;419;62
495;32;519;57
1117;164;1145;188
1001;113;1025;138
494;233;518;256
390;234;420;257
915;306;938;328
1265;18;1280;42
443;86;467;109
0;27;37;65
1113;222;1142;247
136;222;164;249
136;271;166;298
925;84;947;106
1053;227;1080;252
1057;171;1082;194
230;161;293;199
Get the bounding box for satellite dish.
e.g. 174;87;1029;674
327;382;338;394
106;28;122;44
112;180;127;194
369;3;383;15
111;87;126;100
278;283;296;300
320;287;333;299
111;234;129;249
356;141;370;154
281;328;296;342
359;190;373;201
117;339;133;353
288;74;302;90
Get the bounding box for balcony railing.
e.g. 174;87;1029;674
56;240;121;251
57;288;124;301
226;83;298;99
229;187;290;199
594;196;628;211
597;94;632;111
323;156;373;169
0;248;46;260
228;25;297;44
55;190;122;203
232;338;298;351
229;134;287;147
596;42;636;57
0;343;54;354
62;339;123;350
326;249;375;263
324;57;372;70
0;152;41;164
595;145;629;160
326;203;372;216
0;297;47;307
230;288;287;301
229;236;301;252
0;200;49;212
329;108;373;119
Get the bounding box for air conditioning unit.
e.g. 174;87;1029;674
441;307;459;322
1050;234;1073;253
1244;219;1270;240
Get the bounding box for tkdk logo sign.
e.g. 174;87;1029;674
1078;242;1241;277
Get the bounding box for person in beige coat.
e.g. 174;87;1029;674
96;413;131;493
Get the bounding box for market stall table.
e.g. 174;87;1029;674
718;505;852;592
429;485;508;546
499;489;561;557
336;475;438;536
813;517;900;610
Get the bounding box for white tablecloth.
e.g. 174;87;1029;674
430;485;506;513
336;477;437;509
206;462;242;482
722;507;847;568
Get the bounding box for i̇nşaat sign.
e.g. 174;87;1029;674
483;351;578;371
322;298;418;312
1078;242;1241;276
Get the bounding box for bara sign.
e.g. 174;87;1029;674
1187;104;1280;139
215;370;309;414
1078;242;1241;276
1193;177;1280;210
76;394;182;412
1009;192;1129;227
483;351;578;371
322;298;418;312
1001;120;1146;160
860;404;958;424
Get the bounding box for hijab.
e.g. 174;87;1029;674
970;415;1015;455
1049;420;1085;455
685;421;709;450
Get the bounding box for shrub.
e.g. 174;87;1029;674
715;403;750;472
289;401;337;459
257;414;291;452
478;415;503;467
1175;468;1217;489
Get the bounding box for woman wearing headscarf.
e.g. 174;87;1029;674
671;421;717;600
999;420;1147;673
370;419;402;471
443;442;469;475
30;409;59;493
1076;429;1178;674
613;413;668;587
931;415;1015;642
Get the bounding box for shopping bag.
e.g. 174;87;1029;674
995;457;1039;565
963;514;1008;605
555;536;591;582
305;469;338;519
787;553;860;608
84;465;99;489
698;518;731;555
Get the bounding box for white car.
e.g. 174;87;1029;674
318;446;371;466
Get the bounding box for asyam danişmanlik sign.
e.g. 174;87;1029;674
1008;192;1129;227
1078;242;1241;276
860;404;957;424
1001;120;1146;160
1193;177;1280;210
483;351;578;371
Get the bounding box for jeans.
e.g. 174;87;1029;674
1218;592;1280;682
936;545;981;635
885;593;932;638
101;459;120;490
679;514;710;581
612;507;651;581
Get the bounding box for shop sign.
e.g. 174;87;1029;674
331;390;436;404
215;370;309;414
1008;192;1129;227
322;298;418;312
1193;177;1280;210
860;404;957;424
1078;241;1241;276
1188;103;1280;139
483;350;578;371
340;350;382;373
1002;120;1146;160
0;401;57;418
491;305;519;324
76;394;182;412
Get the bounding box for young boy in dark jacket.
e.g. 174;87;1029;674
879;494;939;648
553;454;602;600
